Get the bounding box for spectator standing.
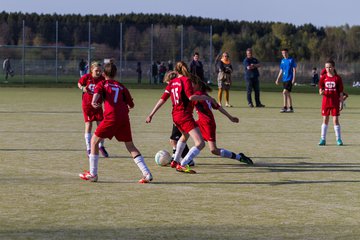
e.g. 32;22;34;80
158;62;167;83
311;67;319;86
216;52;233;107
151;62;158;84
168;60;174;71
3;58;14;80
275;48;297;113
136;62;142;83
189;52;205;82
243;48;265;108
79;59;87;77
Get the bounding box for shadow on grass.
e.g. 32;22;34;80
1;225;359;240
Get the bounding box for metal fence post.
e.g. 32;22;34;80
150;23;153;84
55;21;58;83
22;20;25;84
180;25;184;61
88;21;91;71
119;22;123;82
209;25;213;84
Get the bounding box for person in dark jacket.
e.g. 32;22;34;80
243;48;265;108
189;52;204;82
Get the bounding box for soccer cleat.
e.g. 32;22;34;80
256;104;265;108
176;164;196;174
248;103;254;108
287;107;294;113
79;170;98;182
99;146;109;158
225;103;233;107
188;159;195;166
337;139;343;146
319;139;326;146
280;107;287;113
138;173;153;184
170;160;179;168
239;153;254;165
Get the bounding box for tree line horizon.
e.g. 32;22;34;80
1;11;360;64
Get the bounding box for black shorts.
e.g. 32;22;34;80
283;81;293;92
170;124;182;141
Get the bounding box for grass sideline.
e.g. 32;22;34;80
0;88;360;239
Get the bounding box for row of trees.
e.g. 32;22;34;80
1;11;360;63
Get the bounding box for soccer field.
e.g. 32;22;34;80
0;87;360;240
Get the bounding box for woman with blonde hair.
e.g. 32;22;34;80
146;62;217;173
216;52;233;107
78;61;109;158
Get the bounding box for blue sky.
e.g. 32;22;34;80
2;0;360;27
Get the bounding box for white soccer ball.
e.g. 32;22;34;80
155;150;171;166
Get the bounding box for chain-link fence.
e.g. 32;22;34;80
0;21;357;85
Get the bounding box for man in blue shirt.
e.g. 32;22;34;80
275;48;297;113
243;48;265;108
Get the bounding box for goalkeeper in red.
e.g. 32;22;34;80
318;59;344;146
79;62;153;183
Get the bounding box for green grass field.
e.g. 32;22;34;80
0;87;360;240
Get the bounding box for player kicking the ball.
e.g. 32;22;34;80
192;78;253;165
79;62;153;183
146;62;217;174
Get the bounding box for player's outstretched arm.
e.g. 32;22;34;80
218;106;239;123
146;99;166;123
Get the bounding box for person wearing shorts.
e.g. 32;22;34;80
79;62;152;183
275;48;297;113
318;59;344;146
77;61;109;157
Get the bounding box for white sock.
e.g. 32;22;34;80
174;141;186;163
89;154;99;176
220;148;232;158
98;140;104;148
321;124;328;140
181;146;200;166
220;148;240;160
334;125;341;140
85;133;92;150
133;155;151;176
172;147;176;158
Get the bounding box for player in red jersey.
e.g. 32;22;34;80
77;61;109;158
192;79;253;165
146;62;216;174
318;59;344;146
79;62;152;183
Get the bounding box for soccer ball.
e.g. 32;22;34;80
155;150;171;166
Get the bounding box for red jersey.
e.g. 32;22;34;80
78;74;105;106
161;76;194;118
193;90;219;124
161;76;197;133
193;90;220;141
94;79;134;121
319;74;343;116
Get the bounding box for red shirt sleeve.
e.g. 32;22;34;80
78;74;87;85
182;77;194;99
337;75;344;93
94;81;104;95
122;85;134;108
161;84;171;101
319;75;325;90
